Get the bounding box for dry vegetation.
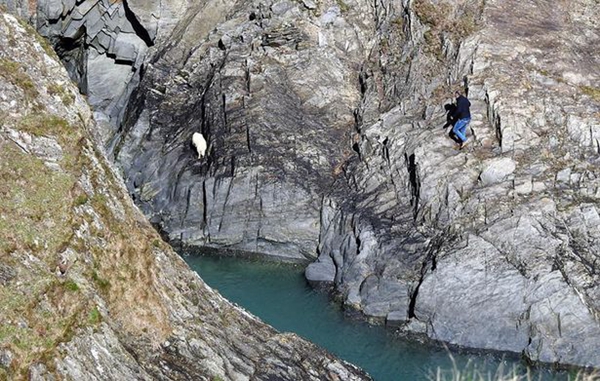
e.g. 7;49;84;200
0;112;172;378
0;13;173;378
431;355;600;381
413;0;483;60
581;85;600;103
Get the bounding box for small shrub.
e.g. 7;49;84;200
88;307;101;325
336;0;350;12
74;194;89;206
413;0;483;59
47;83;75;107
63;280;79;292
413;0;449;27
17;114;69;138
91;271;110;291
0;59;38;99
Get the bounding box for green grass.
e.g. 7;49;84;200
17;114;71;141
336;0;350;12
64;280;79;292
47;83;75;107
91;271;110;291
0;59;38;100
88;307;101;325
74;194;89;206
581;86;600;103
0;143;75;254
16;114;85;173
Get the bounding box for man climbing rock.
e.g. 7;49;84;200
452;90;471;149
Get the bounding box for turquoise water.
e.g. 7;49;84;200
184;253;567;381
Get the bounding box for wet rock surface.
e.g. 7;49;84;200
0;9;370;380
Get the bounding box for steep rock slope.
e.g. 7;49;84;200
6;0;188;144
113;0;377;260
311;0;600;367
13;0;600;370
0;9;369;380
111;0;600;368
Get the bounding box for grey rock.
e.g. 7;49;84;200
556;167;572;183
29;363;54;381
110;32;146;62
305;253;336;284
479;157;516;185
43;0;63;20
8;0;600;371
110;0;374;260
85;48;134;114
0;349;13;368
360;276;410;319
415;235;531;352
302;0;317;10
26;0;188;129
0;264;15;286
0;11;371;380
271;1;295;15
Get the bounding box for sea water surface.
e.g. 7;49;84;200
184;253;568;381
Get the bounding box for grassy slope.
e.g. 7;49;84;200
0;11;172;379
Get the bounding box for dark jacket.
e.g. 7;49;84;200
454;95;471;120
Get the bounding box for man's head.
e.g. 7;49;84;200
454;90;462;98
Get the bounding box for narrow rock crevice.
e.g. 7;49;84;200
406;152;420;220
122;0;154;47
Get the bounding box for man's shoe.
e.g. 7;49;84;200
460;140;469;150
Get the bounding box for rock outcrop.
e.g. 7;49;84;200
8;0;600;371
112;0;376;261
5;0;188;146
0;9;370;380
310;0;600;368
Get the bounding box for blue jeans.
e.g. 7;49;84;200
453;117;470;143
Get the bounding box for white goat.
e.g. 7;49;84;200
192;132;207;159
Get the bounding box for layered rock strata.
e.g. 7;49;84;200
310;0;600;367
0;9;370;380
111;0;600;367
5;0;188;145
114;0;377;261
8;0;600;370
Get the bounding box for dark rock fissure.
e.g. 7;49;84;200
408;237;440;319
121;0;154;47
406;153;420;219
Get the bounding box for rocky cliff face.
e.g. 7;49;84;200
6;0;188;145
9;0;600;371
0;9;370;380
113;0;379;260
310;0;600;368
